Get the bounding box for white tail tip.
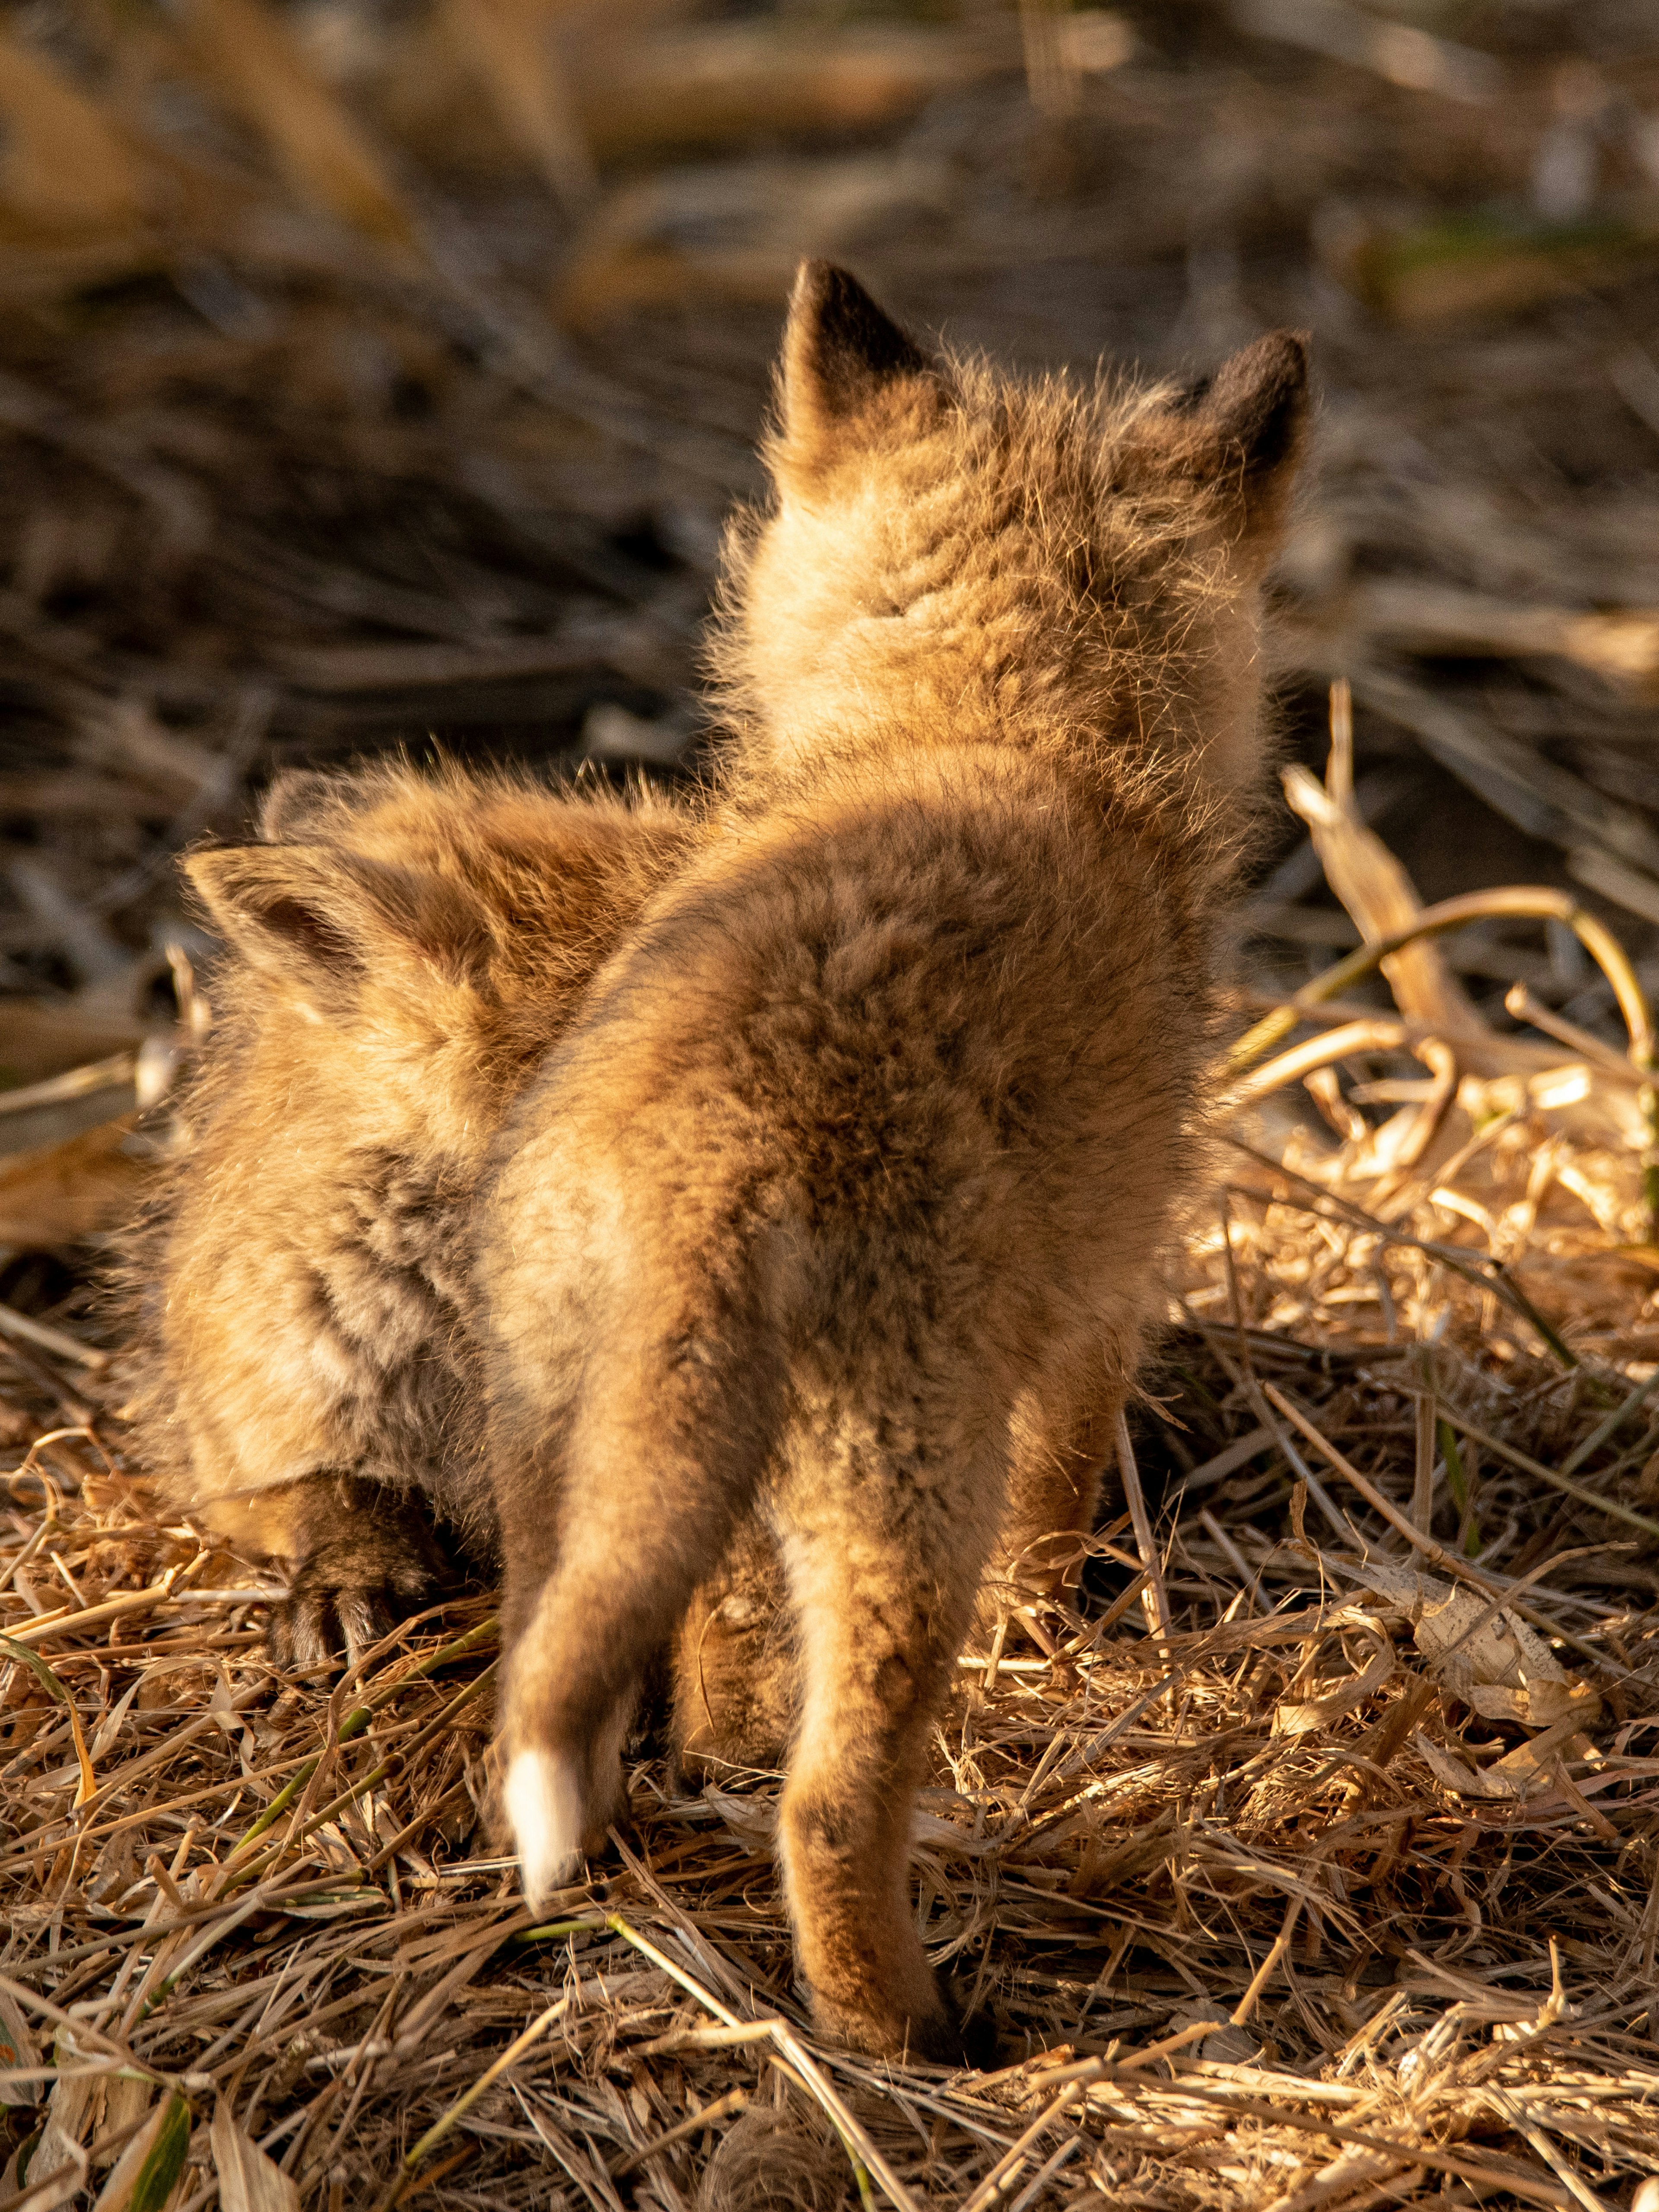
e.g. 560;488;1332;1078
504;1746;585;1909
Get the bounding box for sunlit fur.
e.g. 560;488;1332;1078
123;264;1305;2058
720;356;1285;828
119;760;695;1661
481;265;1308;2059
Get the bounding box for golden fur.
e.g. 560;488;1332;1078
121;761;695;1663
480;264;1308;2058
124;264;1306;2059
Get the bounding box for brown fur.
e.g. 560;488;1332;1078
480;264;1309;2058
119;760;696;1665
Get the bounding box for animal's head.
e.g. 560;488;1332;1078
184;764;683;1143
719;261;1308;803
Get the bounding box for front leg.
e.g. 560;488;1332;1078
195;1473;447;1669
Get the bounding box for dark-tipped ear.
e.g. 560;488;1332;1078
1195;330;1309;539
258;770;346;843
776;261;943;476
184;844;484;1008
1134;330;1309;557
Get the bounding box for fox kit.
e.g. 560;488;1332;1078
481;264;1308;2058
123;763;694;1665
133;757;799;1759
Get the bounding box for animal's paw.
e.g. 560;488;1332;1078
800;1947;994;2069
266;1475;446;1672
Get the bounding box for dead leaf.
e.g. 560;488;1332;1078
92;2091;189;2212
88;2076;153;2183
1340;1557;1593;1718
212;2101;300;2212
1274;1632;1396;1735
32;2033;95;2207
1412;1728;1527;1800
1485;1707;1600;1786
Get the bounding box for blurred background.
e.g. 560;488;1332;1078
3;0;1659;1253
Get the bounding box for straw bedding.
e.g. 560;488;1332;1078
2;763;1658;2210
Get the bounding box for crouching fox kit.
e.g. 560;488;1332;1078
483;266;1307;2057
123;763;694;1663
132;263;1305;2063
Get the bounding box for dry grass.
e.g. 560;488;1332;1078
4;0;1659;2202
1;737;1658;2209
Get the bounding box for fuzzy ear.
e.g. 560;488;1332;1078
184;844;485;1007
1134;330;1310;556
775;261;942;475
257;770;346;843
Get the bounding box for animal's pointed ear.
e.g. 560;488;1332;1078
775;261;944;477
257;770;346;842
1131;330;1309;560
184;844;485;1009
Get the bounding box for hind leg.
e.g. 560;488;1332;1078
775;1462;993;2060
673;1515;798;1777
994;1382;1123;1608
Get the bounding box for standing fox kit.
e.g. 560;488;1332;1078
135;263;1306;2063
484;267;1306;2057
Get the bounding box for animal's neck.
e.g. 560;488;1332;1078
735;626;1261;833
736;619;1080;789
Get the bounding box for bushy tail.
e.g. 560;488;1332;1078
497;1303;787;1906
